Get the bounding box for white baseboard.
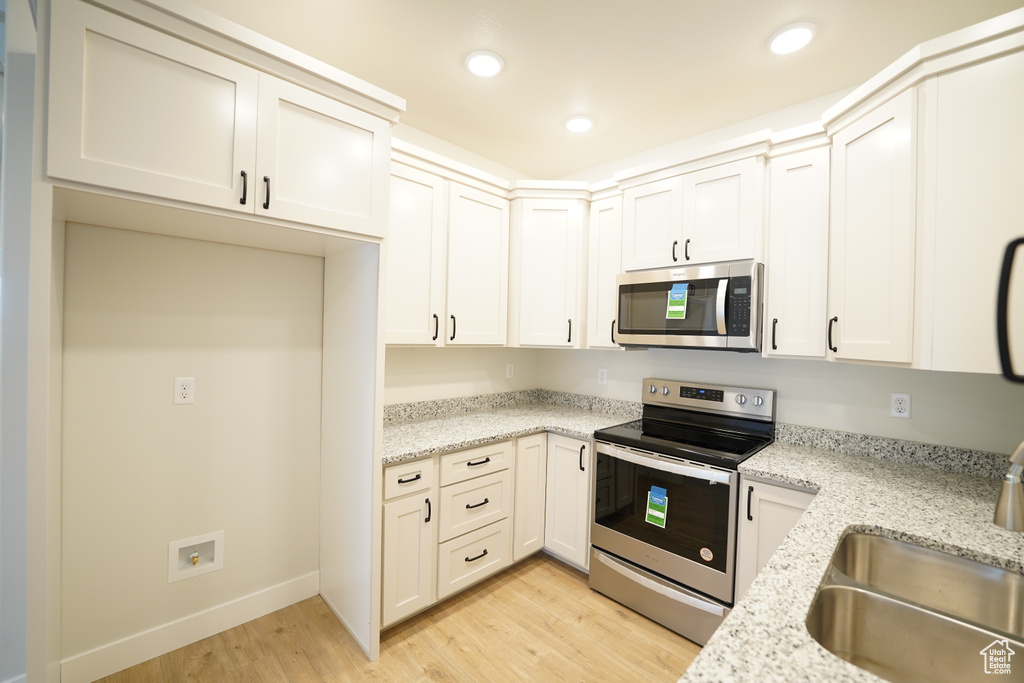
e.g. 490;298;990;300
1;674;28;683
60;571;319;683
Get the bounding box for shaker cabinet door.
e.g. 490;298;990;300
446;183;510;345
255;74;390;237
48;0;258;211
828;89;917;363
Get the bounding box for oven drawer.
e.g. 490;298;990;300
437;518;511;599
383;458;435;500
439;441;512;486
438;469;511;542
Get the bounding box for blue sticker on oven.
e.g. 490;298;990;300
646;486;668;528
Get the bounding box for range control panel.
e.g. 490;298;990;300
642;377;775;422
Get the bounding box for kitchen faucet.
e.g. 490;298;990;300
994;439;1024;531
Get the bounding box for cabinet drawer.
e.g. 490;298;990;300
438;469;511;542
439;441;512;486
437;518;511;599
383;458;435;500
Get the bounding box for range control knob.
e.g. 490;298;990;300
662;386;671;396
735;394;747;405
753;395;764;407
649;384;657;394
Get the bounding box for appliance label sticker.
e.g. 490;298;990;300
666;284;688;319
700;547;714;562
646;486;668;528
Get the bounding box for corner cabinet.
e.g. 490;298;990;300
513;434;548;561
763;145;831;358
586;194;624;349
621;157;764;271
47;0;391;237
544;434;592;570
735;476;815;601
508;197;588;348
827;89;917;363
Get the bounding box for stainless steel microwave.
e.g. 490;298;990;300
614;260;763;351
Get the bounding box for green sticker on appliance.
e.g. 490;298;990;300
666;284;688;319
646;486;668;528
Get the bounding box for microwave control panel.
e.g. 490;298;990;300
727;276;752;337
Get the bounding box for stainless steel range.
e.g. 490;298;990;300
589;378;775;645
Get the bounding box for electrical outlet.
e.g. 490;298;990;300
597;368;608;385
174;377;195;405
506;363;514;379
890;392;911;419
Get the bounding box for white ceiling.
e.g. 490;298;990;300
191;0;1024;178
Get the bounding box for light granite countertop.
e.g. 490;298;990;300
680;442;1024;682
382;403;635;464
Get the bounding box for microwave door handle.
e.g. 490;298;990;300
716;279;728;335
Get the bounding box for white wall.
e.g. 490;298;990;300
536;348;1024;456
382;346;1024;457
60;225;324;660
383;346;541;404
393;123;526;180
560;88;854;183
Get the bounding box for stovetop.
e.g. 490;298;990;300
594;378;776;469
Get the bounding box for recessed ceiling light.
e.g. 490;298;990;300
466;50;504;77
566;116;594;133
769;23;815;55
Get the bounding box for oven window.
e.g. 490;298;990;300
618;278;725;336
594;455;730;572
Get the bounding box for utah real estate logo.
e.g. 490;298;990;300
980;639;1015;675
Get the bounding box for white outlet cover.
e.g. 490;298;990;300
506;363;514;379
889;392;911;419
174;377;195;405
597;368;608;384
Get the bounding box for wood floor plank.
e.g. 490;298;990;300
94;553;699;682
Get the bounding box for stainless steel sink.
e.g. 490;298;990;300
807;532;1024;683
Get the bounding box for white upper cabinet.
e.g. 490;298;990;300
683;157;764;265
622;176;684;271
764;146;831;358
48;1;258;211
384;163;448;345
509;197;587;348
47;0;393;237
255;75;390;236
587;195;624;349
924;48;1024;374
621;158;764;271
827;89;917;364
446;183;510;345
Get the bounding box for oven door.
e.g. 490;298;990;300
592;441;738;604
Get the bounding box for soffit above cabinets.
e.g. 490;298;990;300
186;0;1024;178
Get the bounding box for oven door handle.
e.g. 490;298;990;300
595;443;732;485
716;279;728;335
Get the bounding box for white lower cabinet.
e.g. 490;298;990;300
735;476;816;601
513;434;548;561
381;432;594;626
381;461;437;628
544;434;592;570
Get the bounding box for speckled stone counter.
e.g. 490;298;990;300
680;442;1024;682
382;402;638;464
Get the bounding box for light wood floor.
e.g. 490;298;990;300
97;554;701;682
